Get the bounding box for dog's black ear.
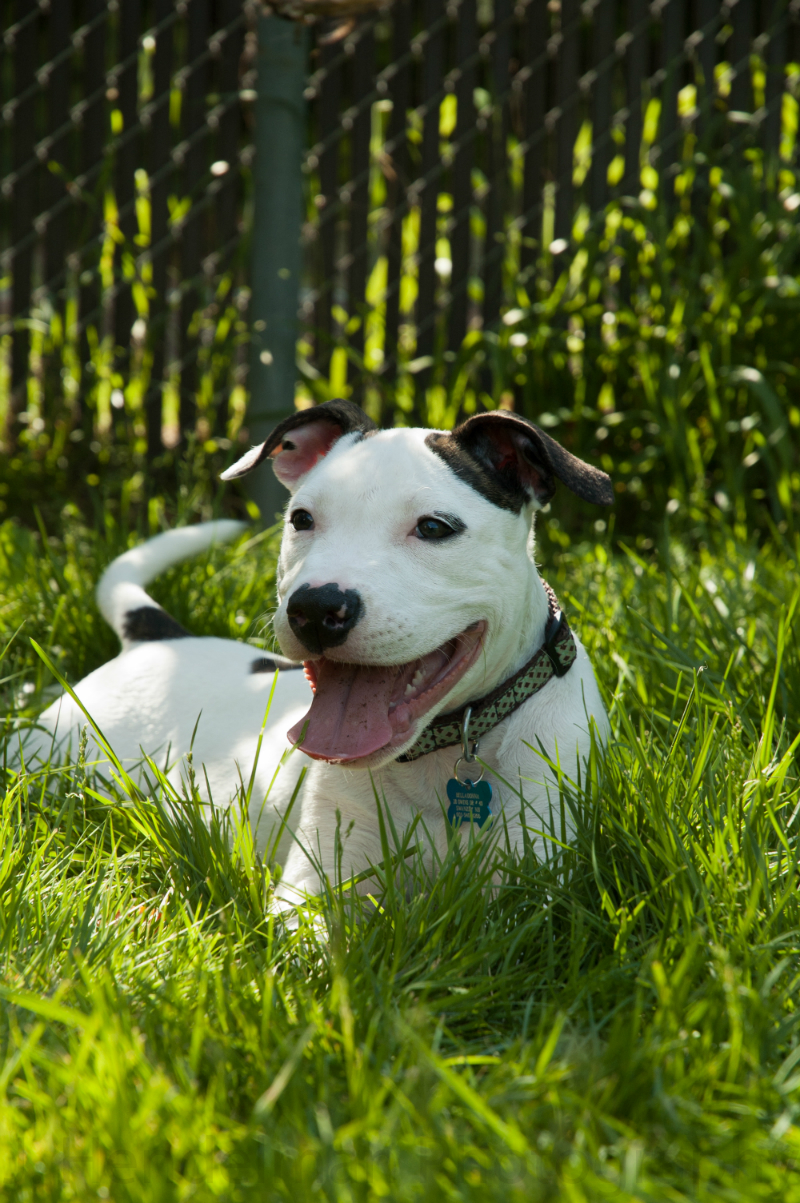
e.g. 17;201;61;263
220;399;377;487
427;410;614;512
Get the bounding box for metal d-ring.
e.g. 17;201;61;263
454;706;485;784
453;756;485;785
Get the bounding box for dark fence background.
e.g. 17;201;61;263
1;0;254;459
2;0;800;462
301;0;800;420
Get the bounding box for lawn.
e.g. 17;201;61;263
3;134;800;1197
1;506;799;1201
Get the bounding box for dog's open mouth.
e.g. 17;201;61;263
286;621;487;763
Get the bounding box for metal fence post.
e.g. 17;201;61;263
246;14;307;522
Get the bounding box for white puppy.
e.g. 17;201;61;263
15;401;613;903
15;522;313;863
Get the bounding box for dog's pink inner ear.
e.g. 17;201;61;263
270;420;343;487
485;428;550;503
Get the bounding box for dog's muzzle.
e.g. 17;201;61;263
286;583;363;654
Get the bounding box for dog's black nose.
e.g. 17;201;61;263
286;583;363;654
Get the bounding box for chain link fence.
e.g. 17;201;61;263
1;0;799;477
1;0;254;463
300;0;800;420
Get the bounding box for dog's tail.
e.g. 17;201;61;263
96;520;248;649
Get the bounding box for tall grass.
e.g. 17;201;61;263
319;161;800;542
5;101;800;543
1;513;800;1197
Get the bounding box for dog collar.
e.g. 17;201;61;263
395;583;577;764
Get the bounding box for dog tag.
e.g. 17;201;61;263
446;777;493;828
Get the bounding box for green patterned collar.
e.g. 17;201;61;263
395;584;577;764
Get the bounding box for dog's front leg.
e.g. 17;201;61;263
271;767;417;912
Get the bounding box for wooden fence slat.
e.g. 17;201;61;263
214;0;243;271
178;0;210;438
729;0;754;114
483;0;511;330
0;0;7;185
315;39;342;375
346;24;375;400
623;0;648;196
554;0;579;242
6;0;800;458
41;0;72;426
521;0;547;275
78;0;107;420
694;0;718;148
146;0;175;459
790;3;800;79
448;0;477;353
381;0;412;393
44;0;71;297
658;0;684;201
114;0;142;358
10;0;38;415
213;0;245;437
764;1;787;162
588;0;615;213
415;0;446;398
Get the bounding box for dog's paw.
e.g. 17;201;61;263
269;878;328;944
269;902;329;952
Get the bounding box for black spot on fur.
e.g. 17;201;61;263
426;431;523;512
250;658;303;674
250;657;277;673
123;607;190;642
427;412;614;512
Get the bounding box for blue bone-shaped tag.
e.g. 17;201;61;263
446;777;493;828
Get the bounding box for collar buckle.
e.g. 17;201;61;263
395;583;576;764
453;706;485;784
542;609;570;677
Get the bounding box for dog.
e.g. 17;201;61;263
14;520;314;865
14;400;613;905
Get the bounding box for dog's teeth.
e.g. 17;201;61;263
404;683;415;698
411;668;425;688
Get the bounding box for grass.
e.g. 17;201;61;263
1;511;800;1199
4;60;800;1199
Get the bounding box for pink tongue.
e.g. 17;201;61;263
287;660;404;762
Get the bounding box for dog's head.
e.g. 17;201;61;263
222;400;612;767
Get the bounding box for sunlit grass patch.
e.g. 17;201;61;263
0;520;799;1196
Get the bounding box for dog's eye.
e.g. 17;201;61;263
290;509;314;531
415;516;457;541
